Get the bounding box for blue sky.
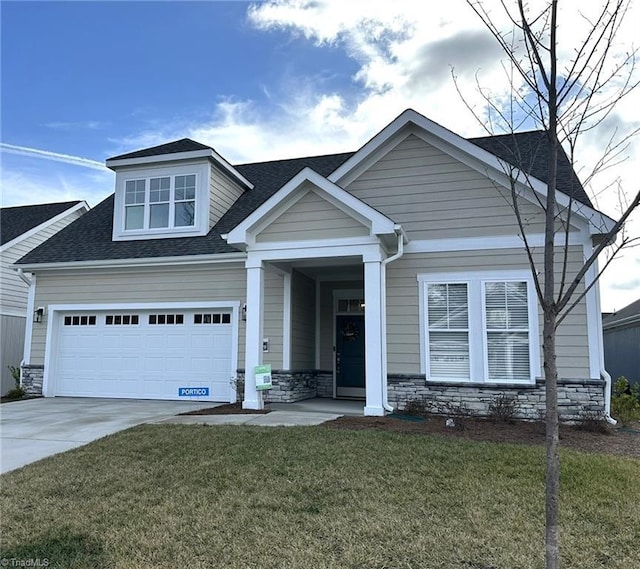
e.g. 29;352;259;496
1;0;639;311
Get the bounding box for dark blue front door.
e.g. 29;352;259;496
336;314;365;398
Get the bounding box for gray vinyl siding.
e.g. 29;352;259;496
1;314;26;395
346;134;551;239
386;246;590;379
0;209;85;314
29;263;247;368
263;268;284;368
603;324;640;387
256;189;369;243
318;280;363;370
290;269;315;368
209;166;245;229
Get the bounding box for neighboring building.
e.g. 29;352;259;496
0;201;88;395
14;110;614;418
603;298;640;389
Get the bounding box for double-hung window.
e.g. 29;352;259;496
124;174;197;231
427;283;470;379
485;281;530;381
419;271;539;384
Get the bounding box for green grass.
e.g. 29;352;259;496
1;425;638;569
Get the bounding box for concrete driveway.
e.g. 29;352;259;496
0;397;216;474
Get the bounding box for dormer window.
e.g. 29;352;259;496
124;174;196;231
107;138;254;242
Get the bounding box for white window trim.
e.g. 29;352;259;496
112;162;210;241
417;270;540;384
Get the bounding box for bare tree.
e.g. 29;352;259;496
460;1;640;567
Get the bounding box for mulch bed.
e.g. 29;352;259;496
322;414;640;458
179;402;272;415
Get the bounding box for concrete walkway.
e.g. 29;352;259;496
0;397;359;474
155;398;363;427
156;410;344;427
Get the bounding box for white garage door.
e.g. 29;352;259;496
54;309;235;402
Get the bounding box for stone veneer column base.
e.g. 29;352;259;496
234;370;334;403
387;374;606;421
21;365;44;396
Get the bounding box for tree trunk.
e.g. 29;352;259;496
544;309;560;569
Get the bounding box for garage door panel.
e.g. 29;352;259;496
54;309;235;402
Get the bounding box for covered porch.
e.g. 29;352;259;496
240;252;389;416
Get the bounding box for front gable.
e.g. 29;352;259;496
330;109;615;238
345;132;571;240
255;184;370;243
226;167;397;249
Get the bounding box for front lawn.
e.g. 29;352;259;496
1;425;638;569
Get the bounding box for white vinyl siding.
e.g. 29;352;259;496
346;134;567;240
29;264;248;367
386;247;591;379
256;189;370;243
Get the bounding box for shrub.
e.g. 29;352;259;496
4;365;25;400
487;394;519;423
611;377;640;427
402;397;429;416
576;409;613;434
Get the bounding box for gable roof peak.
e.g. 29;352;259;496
107;138;214;162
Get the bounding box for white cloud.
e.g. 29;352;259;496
1;164;113;209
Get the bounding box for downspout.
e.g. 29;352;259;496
16;269;34;388
380;225;405;413
593;265;616;424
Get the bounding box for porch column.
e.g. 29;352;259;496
364;259;385;416
243;260;265;410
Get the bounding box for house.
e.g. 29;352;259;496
14;109;615;419
603;298;640;389
1;201;88;395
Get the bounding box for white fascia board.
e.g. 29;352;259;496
0;201;89;253
226;167;396;245
47;300;240;312
16;251;246;272
106;149;254;190
329;108;615;236
405;232;585;254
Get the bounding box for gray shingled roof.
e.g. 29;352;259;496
603;298;640;328
469;130;592;207
1;201;82;246
108;138;214;161
16;130;596;265
16;153;353;264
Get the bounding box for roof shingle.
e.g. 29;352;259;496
1;201;82;246
107;138;214;161
16;129;597;265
